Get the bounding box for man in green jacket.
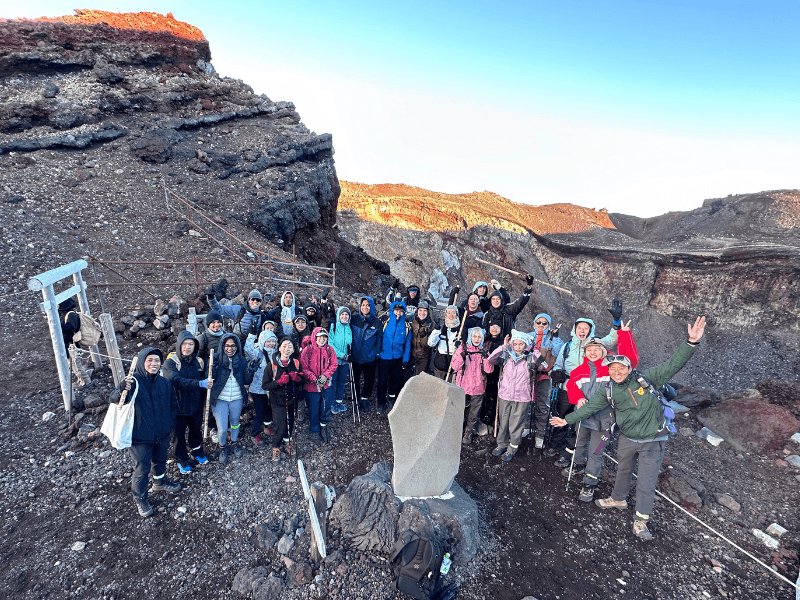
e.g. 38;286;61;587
550;316;705;540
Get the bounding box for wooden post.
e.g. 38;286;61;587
99;313;124;387
310;482;328;563
73;271;102;370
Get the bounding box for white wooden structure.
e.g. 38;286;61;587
28;259;102;412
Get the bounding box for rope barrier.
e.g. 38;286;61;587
75;347;133;365
601;451;800;592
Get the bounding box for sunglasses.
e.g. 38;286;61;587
535;320;549;325
250;298;262;303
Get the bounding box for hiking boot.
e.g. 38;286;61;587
178;462;192;474
194;455;208;465
219;447;229;464
501;447;518;462
595;496;628;510
633;520;654;540
543;447;559;457
554;456;570;469
358;400;370;413
561;465;586;478
232;445;243;458
151;478;181;493
579;484;596;503
476;422;489;436
265;424;274;436
332;402;347;415
134;497;154;518
522;428;531;438
253;435;264;446
534;436;544;449
461;432;473;445
210;429;219;445
492;446;507;457
321;426;333;442
272;447;281;462
376;403;388;415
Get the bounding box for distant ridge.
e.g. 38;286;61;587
338;181;616;235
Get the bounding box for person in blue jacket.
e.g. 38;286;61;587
376;301;412;414
327;306;354;417
350;296;382;413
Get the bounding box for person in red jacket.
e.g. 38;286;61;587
564;320;638;502
300;328;338;444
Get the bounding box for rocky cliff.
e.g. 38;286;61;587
338;183;800;390
0;11;385;275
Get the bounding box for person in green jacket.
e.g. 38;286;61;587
550;316;706;540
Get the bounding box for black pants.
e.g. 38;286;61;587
174;413;204;463
411;354;430;377
352;360;377;399
250;392;273;436
549;388;575;453
128;437;169;500
481;371;500;425
271;399;296;449
377;357;403;405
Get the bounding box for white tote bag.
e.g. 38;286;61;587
101;382;138;449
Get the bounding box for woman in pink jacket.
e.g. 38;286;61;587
300;328;338;444
450;327;495;444
487;330;549;461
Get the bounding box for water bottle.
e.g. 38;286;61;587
440;553;452;575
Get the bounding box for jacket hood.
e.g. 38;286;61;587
259;330;279;359
281;291;296;308
303;302;319;315
467;327;485;348
472;281;489;295
311;326;329;342
262;320;276;331
335;306;352;323
175;330;199;360
218;333;242;356
389;301;407;316
570;318;596;340
135;347;164;378
359;296;376;317
488;290;505;308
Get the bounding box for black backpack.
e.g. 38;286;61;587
389;530;445;600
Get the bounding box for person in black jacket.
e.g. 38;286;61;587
481;276;533;339
58;298;93;386
110;347;180;518
162;331;211;474
197;310;226;363
209;334;255;463
261;338;304;462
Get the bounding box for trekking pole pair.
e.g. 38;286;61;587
348;362;361;425
541;383;559;457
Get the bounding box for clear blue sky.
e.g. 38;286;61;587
3;1;799;216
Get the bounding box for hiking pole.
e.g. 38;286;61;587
202;352;214;440
349;362;360;424
286;389;293;461
475;258;573;295
542;383;558;457
566;422;581;491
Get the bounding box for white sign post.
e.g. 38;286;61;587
297;459;327;560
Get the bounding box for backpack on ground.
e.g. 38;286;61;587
65;311;103;347
389;530;445;600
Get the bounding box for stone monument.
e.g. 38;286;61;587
388;372;465;497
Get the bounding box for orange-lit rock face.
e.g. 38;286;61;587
28;10;205;41
338;181;616;235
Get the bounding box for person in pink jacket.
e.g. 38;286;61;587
450;327;495;445
487;330;549;461
299;328;338;444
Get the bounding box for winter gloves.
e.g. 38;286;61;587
276;373;290;386
249;319;260;336
288;371;301;383
199;379;210;389
551;370;567;385
526;274;534;285
608;299;623;329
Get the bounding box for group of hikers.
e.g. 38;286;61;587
93;276;705;540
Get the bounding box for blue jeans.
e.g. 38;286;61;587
325;363;350;417
306;391;323;432
212;398;242;447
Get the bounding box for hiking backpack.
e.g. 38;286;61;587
389;530;445;600
65;311;103;347
604;370;677;436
